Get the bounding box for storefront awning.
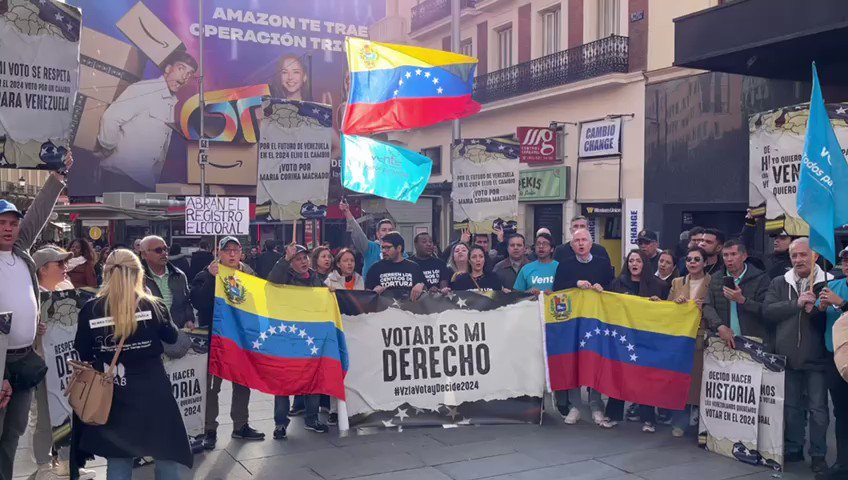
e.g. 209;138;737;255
674;0;848;85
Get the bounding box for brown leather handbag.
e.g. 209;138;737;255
65;336;126;425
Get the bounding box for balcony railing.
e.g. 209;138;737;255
473;35;629;104
411;0;476;32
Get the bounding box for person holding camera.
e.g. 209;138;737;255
701;239;770;351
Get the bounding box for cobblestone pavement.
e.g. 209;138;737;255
14;382;830;479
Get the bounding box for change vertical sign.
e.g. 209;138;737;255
185;197;249;236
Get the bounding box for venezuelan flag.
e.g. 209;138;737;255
544;290;700;410
342;37;481;135
210;266;348;399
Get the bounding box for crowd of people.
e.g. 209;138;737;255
0;163;846;479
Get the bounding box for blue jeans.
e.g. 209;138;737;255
784;368;829;457
274;395;320;427
671;406;691;429
106;457;180;480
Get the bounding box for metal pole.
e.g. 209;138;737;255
450;0;461;143
198;0;207;198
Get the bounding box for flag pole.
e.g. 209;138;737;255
450;0;461;143
198;0;207;198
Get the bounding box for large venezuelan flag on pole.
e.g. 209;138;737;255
342;37;481;135
210;266;348;399
544;290;700;410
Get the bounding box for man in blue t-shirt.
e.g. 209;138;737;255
514;232;558;295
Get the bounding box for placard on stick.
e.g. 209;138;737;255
185;197;249;236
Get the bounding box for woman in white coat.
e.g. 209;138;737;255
324;248;365;291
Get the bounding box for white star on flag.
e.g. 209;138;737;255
457;417;472;425
252;341;262;349
310;346;319;355
629;354;638;362
405;71;412;79
55;12;64;21
579;340;586;348
382;419;395;427
289;324;298;333
312;108;319;114
619;335;627;343
594;327;601;335
424;71;431;78
393;89;399;96
395;408;409;420
432;77;439;84
744;342;752;349
611;330;618;338
307;336;314;345
259;332;267;341
268;326;277;334
299;329;307;338
437;87;443;94
414;407;426;415
446;406;460;419
756;348;763;355
627;344;635;351
769;356;776;363
415;68;422;75
498;145;505;150
398;79;404;86
456;297;468;308
604;329;610;336
584;332;593;339
838;106;847;115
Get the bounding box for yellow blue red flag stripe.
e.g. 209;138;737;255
544;289;700;410
342;37;481;135
210;266;348;399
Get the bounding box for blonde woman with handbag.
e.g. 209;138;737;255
72;249;191;478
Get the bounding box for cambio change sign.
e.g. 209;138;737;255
185;197;249;235
578;118;622;158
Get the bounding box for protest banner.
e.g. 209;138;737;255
257;100;332;220
451;138;519;234
748;102;848;234
0;0;81;170
337;291;545;428
185;196;249;236
40;290;91;428
700;337;785;470
163;330;209;439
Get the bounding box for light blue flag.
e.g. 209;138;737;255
797;63;848;265
341;135;432;203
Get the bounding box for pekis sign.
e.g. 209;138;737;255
519;166;569;202
517;127;558;163
579;118;622;158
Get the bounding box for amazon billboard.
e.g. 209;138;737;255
65;0;384;196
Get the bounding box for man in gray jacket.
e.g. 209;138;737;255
0;153;71;479
701;240;771;348
764;238;833;473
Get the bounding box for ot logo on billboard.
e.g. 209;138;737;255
521;128;555;156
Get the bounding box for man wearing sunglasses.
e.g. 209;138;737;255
140;236;196;330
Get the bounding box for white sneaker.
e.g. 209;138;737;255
642;422;656;433
592;410;606;425
563;407;581;425
672;426;685;437
78;468;97;480
599;418;618;429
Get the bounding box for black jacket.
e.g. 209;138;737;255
740;222;792;279
267;258;324;287
701;265;771;345
186;250;214;283
142;261;196;328
74;298;191;468
189;262;255;328
609;274;669;299
763;269;833;370
255;251;283;280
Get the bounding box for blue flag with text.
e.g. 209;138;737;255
797;63;848;264
341;135;432;203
